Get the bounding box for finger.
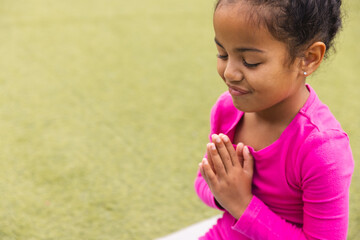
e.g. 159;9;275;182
236;142;245;167
206;145;216;173
208;142;227;177
199;160;209;184
243;146;254;175
219;134;237;166
212;134;232;172
201;158;217;184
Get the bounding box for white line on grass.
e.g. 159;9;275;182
155;215;221;240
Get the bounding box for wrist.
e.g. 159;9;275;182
232;194;253;220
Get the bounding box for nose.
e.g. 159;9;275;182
224;59;243;82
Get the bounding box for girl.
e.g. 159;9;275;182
195;0;354;239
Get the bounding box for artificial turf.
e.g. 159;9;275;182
0;0;359;239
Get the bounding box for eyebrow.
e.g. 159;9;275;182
214;38;264;53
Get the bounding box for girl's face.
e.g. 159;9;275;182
214;3;306;114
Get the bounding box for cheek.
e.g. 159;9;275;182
216;60;226;80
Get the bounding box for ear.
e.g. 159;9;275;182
300;42;326;77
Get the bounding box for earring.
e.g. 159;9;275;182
304;71;307;76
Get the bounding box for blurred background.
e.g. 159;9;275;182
0;0;358;239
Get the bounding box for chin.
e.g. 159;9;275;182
233;102;249;112
232;101;260;113
231;98;245;111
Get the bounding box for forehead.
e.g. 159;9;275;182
215;0;269;25
213;2;284;51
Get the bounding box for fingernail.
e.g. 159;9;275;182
203;158;208;165
221;135;229;142
215;136;221;143
244;146;249;154
211;143;216;150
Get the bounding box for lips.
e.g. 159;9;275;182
228;85;250;96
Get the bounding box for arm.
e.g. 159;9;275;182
194;93;228;210
201;131;354;239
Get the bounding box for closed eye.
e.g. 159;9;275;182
243;58;260;68
217;53;228;60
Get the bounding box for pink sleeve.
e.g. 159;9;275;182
194;169;224;210
233;130;354;240
194;94;226;211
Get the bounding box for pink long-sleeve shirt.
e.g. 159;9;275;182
194;84;354;240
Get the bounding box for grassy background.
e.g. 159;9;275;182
0;0;358;239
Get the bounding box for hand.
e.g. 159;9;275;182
199;134;254;219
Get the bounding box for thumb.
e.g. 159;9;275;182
243;146;254;175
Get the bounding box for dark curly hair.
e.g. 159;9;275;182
215;0;342;60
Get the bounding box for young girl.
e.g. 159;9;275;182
195;0;354;239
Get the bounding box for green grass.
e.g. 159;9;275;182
0;1;359;239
